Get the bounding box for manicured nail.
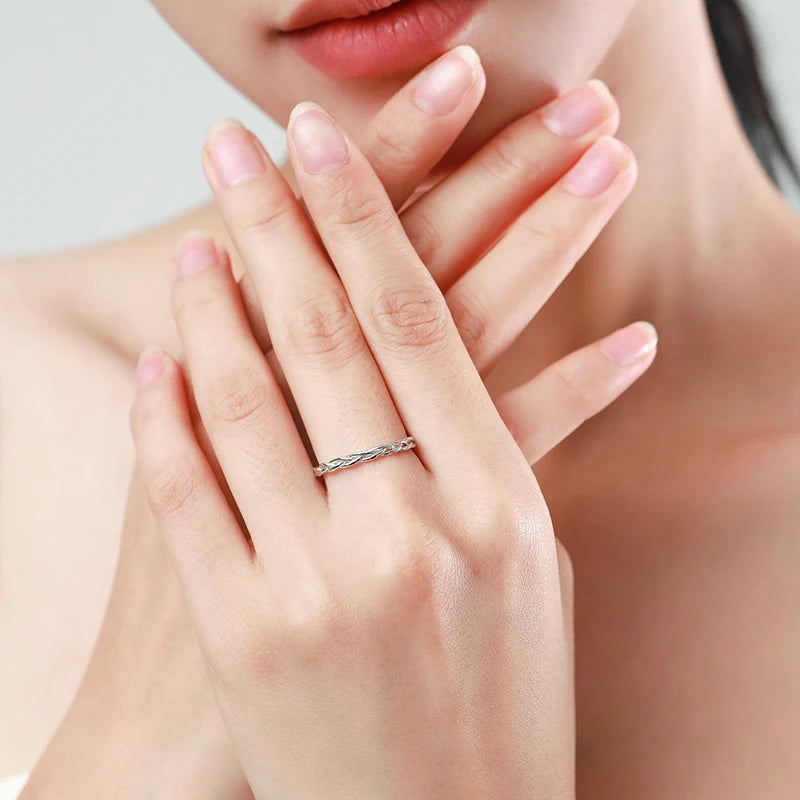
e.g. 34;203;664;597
207;117;267;187
411;45;481;116
541;79;615;138
562;136;629;198
600;321;658;366
175;230;219;277
137;347;165;388
288;102;350;174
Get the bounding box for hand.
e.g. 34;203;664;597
130;68;644;800
234;47;651;464
20;471;253;800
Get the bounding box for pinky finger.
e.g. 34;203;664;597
129;348;253;618
494;321;658;465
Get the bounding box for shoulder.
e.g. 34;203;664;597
0;254;47;337
0;252;78;347
0;246;142;385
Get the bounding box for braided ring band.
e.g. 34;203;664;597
313;436;417;478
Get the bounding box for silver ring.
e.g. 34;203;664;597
313;436;416;478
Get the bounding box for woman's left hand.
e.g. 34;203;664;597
19;468;254;800
129;100;645;799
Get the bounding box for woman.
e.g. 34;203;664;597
2;0;799;796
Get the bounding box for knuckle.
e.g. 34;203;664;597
281;291;364;367
446;289;489;357
373;540;436;611
482;131;534;183
516;216;559;259
228;599;342;683
234;192;299;243
370;122;421;171
173;285;216;326
458;495;524;578
144;454;201;518
368;284;450;353
327;183;396;241
206;368;273;426
355;489;438;612
210;616;278;685
402;211;445;268
281;604;342;664
551;361;596;416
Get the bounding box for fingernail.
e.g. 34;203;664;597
288;102;350;174
541;79;615;138
411;45;481;116
600;321;658;366
175;230;219;277
137;347;165;388
207;117;267;187
562;136;629;198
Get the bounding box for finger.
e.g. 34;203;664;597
237;274;310;455
401;79;620;289
446;136;638;376
129;348;252;617
362;45;485;208
494;321;658;465
236;45;485;354
202;121;416;490
170;232;325;545
286;102;509;479
239;270;270;351
237;81;612;384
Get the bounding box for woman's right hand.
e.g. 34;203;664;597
234;45;649;469
129;64;645;795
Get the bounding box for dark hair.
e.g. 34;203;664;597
705;0;800;191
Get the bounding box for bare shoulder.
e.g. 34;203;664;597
0;253;54;340
0;250;89;357
0;227;176;368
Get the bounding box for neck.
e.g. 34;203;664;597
542;0;795;345
483;0;800;413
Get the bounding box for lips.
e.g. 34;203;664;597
282;0;406;32
280;0;482;80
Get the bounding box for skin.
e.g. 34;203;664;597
2;0;800;795
10;57;647;798
131;98;585;797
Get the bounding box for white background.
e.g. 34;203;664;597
2;1;798;257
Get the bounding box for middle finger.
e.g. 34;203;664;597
285;102;507;478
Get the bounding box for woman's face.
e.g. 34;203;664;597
150;0;638;163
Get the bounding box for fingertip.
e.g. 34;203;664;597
174;230;224;279
452;44;482;74
131;346;169;438
136;345;167;390
599;320;658;367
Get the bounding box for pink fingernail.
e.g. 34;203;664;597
411;45;481;116
562;136;629;198
137;347;165;388
541;79;615;139
599;321;658;366
207;118;268;187
289;102;350;174
175;230;219;277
